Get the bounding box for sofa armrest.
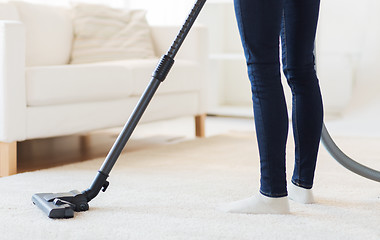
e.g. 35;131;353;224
150;24;208;64
0;21;26;142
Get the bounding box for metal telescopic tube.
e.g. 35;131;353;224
100;0;207;176
99;0;207;176
166;0;207;59
84;79;161;201
84;0;208;202
99;79;161;175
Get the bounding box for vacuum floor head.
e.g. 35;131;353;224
32;190;89;218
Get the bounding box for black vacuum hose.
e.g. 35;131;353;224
321;123;380;182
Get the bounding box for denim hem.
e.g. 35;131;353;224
291;179;313;189
260;189;288;198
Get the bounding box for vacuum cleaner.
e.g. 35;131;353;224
32;0;208;219
32;0;380;218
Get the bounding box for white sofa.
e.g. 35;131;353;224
0;2;208;177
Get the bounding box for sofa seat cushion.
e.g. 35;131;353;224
104;59;202;96
26;62;133;107
26;59;201;107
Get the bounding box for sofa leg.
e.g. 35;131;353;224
0;141;17;177
195;114;206;138
79;134;91;153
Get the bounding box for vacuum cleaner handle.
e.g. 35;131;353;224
83;0;208;202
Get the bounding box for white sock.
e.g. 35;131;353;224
218;192;290;214
288;182;315;204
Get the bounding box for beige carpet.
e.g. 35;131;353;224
0;132;379;240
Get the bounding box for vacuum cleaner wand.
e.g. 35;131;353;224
32;0;207;218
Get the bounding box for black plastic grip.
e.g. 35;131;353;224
152;55;175;82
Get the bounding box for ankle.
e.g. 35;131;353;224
259;193;290;213
288;182;315;204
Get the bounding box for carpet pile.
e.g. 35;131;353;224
0;132;379;239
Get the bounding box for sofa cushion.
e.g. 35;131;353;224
26;63;133;107
25;59;201;107
11;2;73;66
70;4;156;64
115;59;202;96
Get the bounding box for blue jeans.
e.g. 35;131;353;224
234;0;324;197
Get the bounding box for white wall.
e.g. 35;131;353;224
316;0;380;114
5;0;196;24
354;1;380;102
128;0;195;25
2;0;128;8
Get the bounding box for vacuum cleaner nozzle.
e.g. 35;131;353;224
32;190;89;218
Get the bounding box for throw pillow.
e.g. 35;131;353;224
70;4;156;64
11;1;73;66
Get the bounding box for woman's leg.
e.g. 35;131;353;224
234;0;288;198
218;0;290;214
281;0;323;193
